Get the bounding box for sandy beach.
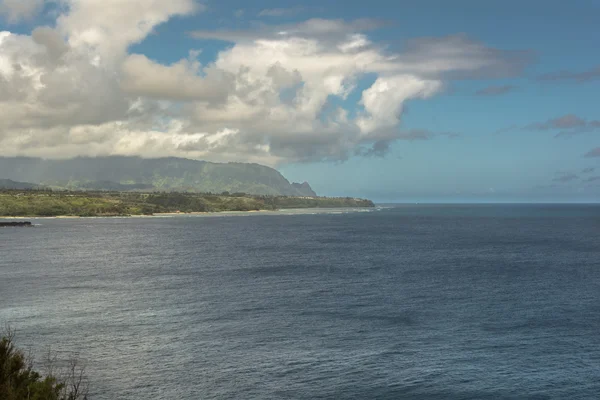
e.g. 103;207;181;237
0;207;377;220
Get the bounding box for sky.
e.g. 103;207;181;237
0;0;599;202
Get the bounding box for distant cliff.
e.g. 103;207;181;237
0;156;316;196
291;182;317;197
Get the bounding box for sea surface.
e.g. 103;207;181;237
1;204;600;399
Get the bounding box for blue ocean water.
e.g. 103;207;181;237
1;205;600;399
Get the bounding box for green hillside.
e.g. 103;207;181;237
0;190;375;217
0;179;42;190
0;157;317;196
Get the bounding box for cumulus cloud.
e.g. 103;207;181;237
56;0;199;64
0;0;43;23
475;84;515;96
0;1;532;165
121;52;233;102
356;76;441;134
0;28;129;131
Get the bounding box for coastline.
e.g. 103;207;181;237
0;190;375;219
0;210;270;219
0;215;82;219
0;207;377;220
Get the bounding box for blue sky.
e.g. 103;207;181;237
0;0;599;201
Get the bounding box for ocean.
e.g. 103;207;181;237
1;205;599;399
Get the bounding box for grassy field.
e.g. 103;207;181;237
0;190;374;217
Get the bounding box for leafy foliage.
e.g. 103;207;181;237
0;179;43;190
0;190;374;217
0;157;317;196
0;330;88;400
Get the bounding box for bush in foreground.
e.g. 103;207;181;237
0;330;88;400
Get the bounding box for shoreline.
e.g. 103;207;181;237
0;207;377;220
0;210;272;219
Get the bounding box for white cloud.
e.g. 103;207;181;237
190;18;384;43
0;0;198;131
0;3;531;165
0;0;43;23
56;0;199;64
121;52;233;102
0;28;129;132
357;76;442;135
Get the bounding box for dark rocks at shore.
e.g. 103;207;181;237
0;221;32;227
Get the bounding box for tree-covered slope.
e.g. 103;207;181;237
0;191;374;217
0;179;42;190
0;157;317;196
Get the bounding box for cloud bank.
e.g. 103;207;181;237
0;0;44;23
0;0;531;165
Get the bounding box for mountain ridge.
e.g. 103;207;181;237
0;179;43;190
0;156;317;196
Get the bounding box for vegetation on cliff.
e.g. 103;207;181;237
0;179;43;190
0;330;88;400
0;157;317;196
0;190;374;217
